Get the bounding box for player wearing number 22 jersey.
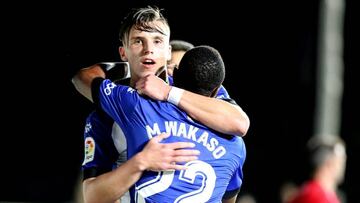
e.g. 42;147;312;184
92;78;246;203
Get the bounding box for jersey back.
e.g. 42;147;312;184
97;79;246;203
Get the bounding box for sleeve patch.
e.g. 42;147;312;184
82;137;95;165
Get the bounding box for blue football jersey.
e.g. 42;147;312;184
81;76;229;203
216;85;230;99
95;79;246;203
82;110;122;172
81;110;130;203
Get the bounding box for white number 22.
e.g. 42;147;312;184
135;160;216;203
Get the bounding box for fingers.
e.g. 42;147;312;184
135;75;154;95
157;132;171;140
156;163;187;171
172;155;198;163
164;141;196;149
162;156;197;170
151;132;171;142
171;149;200;164
151;132;196;149
135;76;147;91
135;81;144;94
146;133;200;171
168;164;187;171
168;149;199;170
173;149;200;156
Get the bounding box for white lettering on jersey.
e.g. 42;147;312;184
165;121;178;136
146;123;161;139
146;122;226;159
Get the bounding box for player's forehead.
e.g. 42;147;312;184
131;20;170;36
129;29;168;42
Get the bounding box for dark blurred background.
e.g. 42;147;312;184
2;0;358;202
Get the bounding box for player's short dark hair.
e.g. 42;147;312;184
170;40;194;52
173;45;225;97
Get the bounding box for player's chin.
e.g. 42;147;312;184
138;71;156;78
145;68;160;76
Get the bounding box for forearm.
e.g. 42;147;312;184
72;64;105;102
137;76;250;136
82;133;199;203
83;153;146;203
178;90;250;136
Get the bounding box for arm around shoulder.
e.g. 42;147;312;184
72;64;106;102
178;90;250;136
135;76;250;136
82;133;199;203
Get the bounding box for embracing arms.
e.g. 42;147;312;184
72;64;250;137
83;133;199;203
136;74;250;136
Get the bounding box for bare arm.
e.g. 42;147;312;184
73;65;201;202
177;90;250;136
72;64;105;102
72;64;250;136
136;75;250;136
83;133;199;203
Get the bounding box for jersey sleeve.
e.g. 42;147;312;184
216;85;230;99
222;167;243;199
216;85;239;105
92;79;141;130
223;138;247;199
81;111;119;180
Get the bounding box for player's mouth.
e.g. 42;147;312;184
141;59;156;68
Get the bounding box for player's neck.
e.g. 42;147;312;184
314;171;337;192
129;77;138;88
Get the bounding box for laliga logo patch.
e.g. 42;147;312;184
83;137;95;165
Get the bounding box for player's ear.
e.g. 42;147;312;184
119;46;128;61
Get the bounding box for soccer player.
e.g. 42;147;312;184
73;45;247;203
167;39;195;76
74;6;249;203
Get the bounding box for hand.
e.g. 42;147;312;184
135;74;171;101
138;132;200;171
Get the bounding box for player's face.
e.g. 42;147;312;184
333;143;347;184
169;50;186;67
167;50;186;76
122;21;171;84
